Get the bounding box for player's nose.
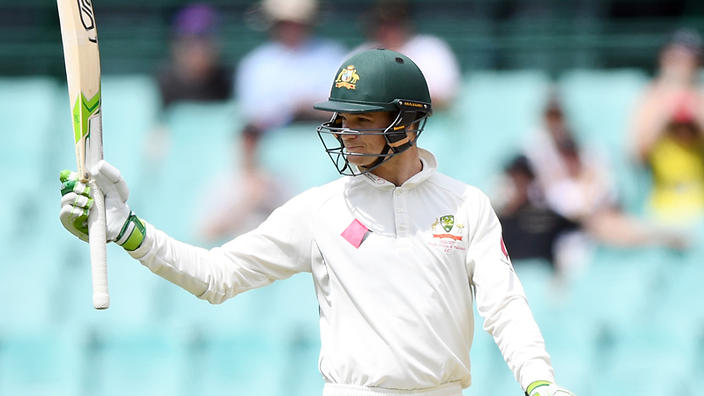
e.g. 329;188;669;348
339;128;360;140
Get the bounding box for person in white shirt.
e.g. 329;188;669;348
355;0;461;110
60;49;574;396
236;0;346;131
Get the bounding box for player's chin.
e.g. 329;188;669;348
346;153;377;168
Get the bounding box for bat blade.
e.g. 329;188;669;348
57;0;109;310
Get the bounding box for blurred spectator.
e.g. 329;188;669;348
521;95;687;272
197;127;291;242
197;0;344;241
355;0;461;110
524;96;617;219
494;155;579;269
236;0;346;132
156;3;233;109
630;28;704;225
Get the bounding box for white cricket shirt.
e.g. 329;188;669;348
129;149;555;393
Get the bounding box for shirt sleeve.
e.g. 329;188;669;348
127;189;316;304
466;189;555;390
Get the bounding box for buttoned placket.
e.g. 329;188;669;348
392;187;409;237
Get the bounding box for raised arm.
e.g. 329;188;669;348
60;160;314;305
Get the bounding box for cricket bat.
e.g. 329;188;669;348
57;0;109;309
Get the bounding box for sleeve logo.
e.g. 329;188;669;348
500;237;509;259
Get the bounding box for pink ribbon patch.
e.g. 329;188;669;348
341;219;370;248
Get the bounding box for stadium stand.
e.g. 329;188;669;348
1;69;703;396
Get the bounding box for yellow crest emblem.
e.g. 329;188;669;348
335;65;360;90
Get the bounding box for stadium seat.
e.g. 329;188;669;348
139;102;240;240
99;75;160;181
564;245;666;331
558;69;647;153
58;246;167;332
452;71;550;190
0;77;60;243
558;69;649;212
160;273;322;395
419;110;466;177
195;330;288;396
467;309;521;396
596;321;695;395
258;122;340;192
0;328;82;396
0;77;57;178
0;240;65;333
87;327;188;396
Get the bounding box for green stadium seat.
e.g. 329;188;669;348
558;69;649;212
258;122;340;193
88;327;188;396
161;274;322;395
419;110;467;178
139;102;239;241
452;71;550;190
596;322;695;395
0;328;82;396
513;260;595;395
100;75;160;181
467;309;520;396
0;77;57;177
196;332;287;396
58;246;167;332
565;245;669;329
558;69;647;153
0;243;64;333
0;78;60;242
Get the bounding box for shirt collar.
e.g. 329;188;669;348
355;148;437;189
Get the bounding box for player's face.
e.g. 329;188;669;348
338;111;393;168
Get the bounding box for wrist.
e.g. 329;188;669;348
115;212;146;251
526;380;552;395
525;380;575;396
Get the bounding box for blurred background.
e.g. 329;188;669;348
1;0;704;395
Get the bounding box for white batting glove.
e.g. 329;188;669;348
59;160;146;251
526;380;575;396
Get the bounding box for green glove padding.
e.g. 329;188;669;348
59;161;145;251
526;380;576;396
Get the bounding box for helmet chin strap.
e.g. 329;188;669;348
357;110;421;173
360;143;394;173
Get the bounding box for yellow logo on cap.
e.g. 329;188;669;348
335;65;360;90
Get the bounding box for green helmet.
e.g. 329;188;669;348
314;48;432;176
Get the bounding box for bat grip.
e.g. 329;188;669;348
88;180;109;309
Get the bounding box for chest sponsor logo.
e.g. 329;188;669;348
429;215;466;253
431;215;463;241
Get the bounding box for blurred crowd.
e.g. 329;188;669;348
150;0;704;279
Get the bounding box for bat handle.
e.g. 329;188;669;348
88;180;109;309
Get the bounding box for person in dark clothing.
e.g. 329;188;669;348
497;155;579;268
156;4;233;109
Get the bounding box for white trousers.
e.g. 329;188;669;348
322;382;463;396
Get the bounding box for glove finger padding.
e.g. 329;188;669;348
59;192;90;242
61;191;93;210
60;170;91;198
91;160;129;203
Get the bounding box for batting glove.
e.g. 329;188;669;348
526;380;575;396
59;160;145;251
